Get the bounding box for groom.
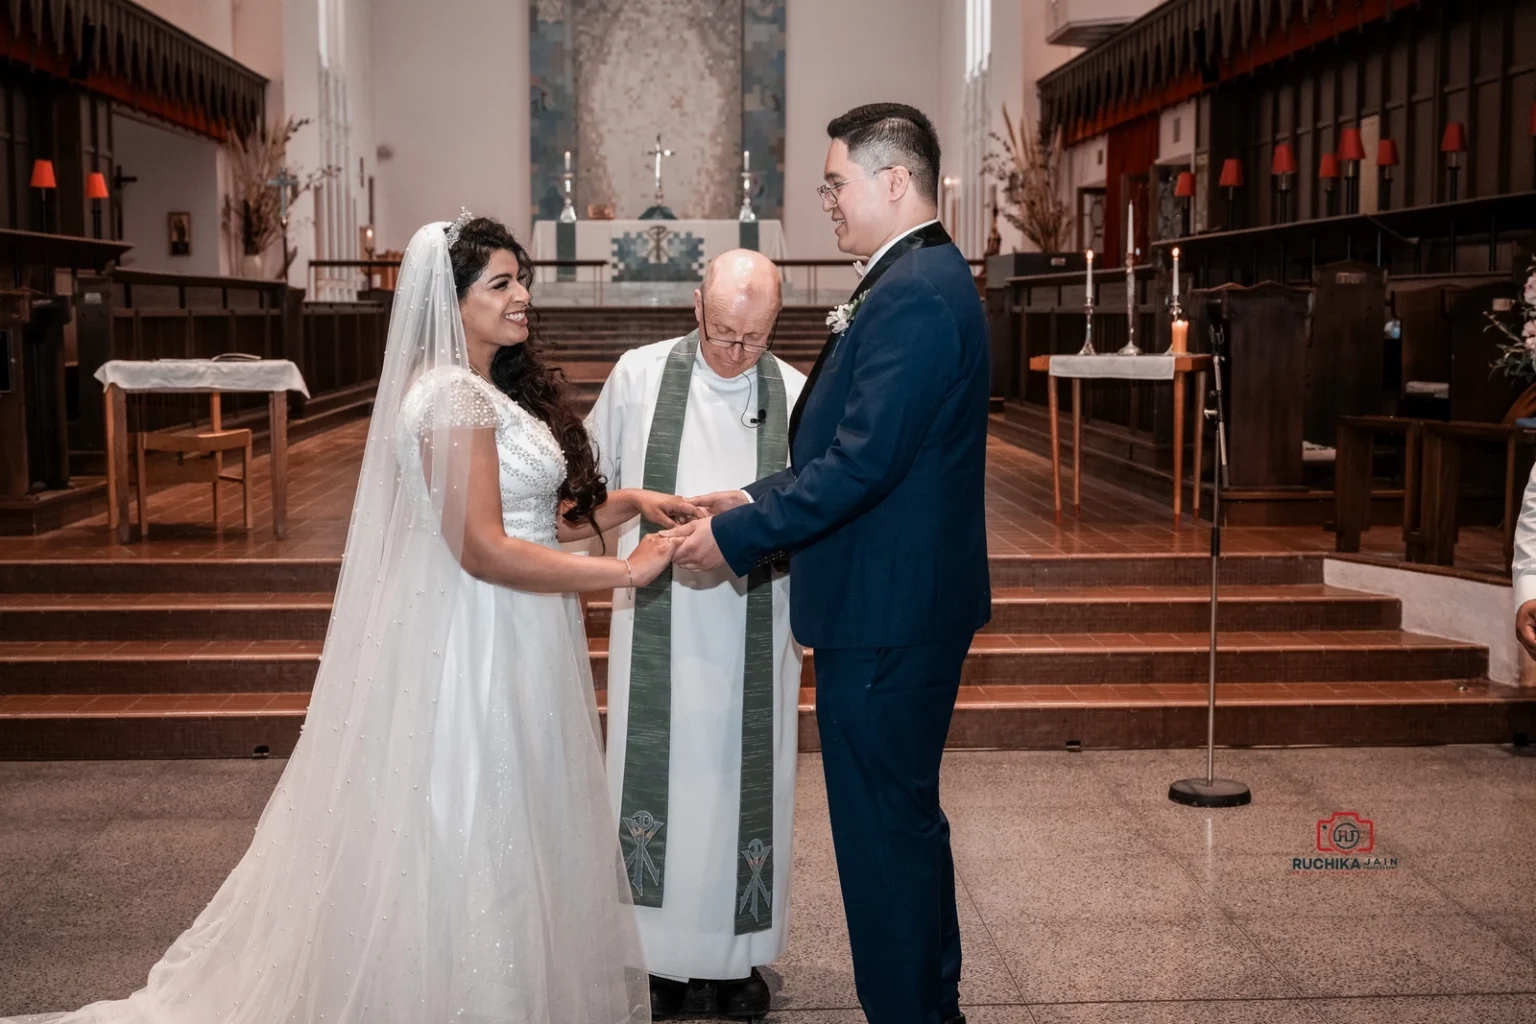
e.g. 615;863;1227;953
669;103;991;1024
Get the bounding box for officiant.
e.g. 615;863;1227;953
585;250;807;1019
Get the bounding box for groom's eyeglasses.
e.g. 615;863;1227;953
700;307;778;355
816;166;894;205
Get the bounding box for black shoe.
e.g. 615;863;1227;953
943;1015;967;1024
648;975;689;1019
715;967;771;1018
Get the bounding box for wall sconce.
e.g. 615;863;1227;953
1375;139;1399;212
1338;128;1366;214
85;172;109;239
30;159;56;233
1218;158;1243;229
1318;153;1340;217
1270;142;1296;223
1174;170;1196;235
1440;121;1468;202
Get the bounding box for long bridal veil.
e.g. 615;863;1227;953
4;223;649;1024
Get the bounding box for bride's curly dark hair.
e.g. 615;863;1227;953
449;216;606;528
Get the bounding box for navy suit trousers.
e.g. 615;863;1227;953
812;635;972;1024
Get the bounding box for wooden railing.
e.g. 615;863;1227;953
310;256;987;307
71;269;392;458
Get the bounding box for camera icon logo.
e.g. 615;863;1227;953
1316;811;1375;854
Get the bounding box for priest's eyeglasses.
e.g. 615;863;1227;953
700;308;778;355
817;166;894;205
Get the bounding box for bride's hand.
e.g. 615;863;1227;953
626;533;679;587
630;489;704;528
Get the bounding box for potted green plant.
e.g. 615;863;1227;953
1487;256;1536;424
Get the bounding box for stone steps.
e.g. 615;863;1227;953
2;679;1526;760
0;546;1523;758
0;627;1487;696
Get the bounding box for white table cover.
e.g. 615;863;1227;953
530;219;787;282
95;359;310;397
1047;354;1180;381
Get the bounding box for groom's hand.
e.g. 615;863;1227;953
663;517;726;572
688;490;751;516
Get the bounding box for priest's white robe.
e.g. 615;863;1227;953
585;337;806;981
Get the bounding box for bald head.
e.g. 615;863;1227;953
694;249;782;377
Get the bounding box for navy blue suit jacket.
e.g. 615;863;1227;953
712;224;991;650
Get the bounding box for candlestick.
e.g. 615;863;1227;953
744;150;750;172
564;150;571;171
1079;249;1096;355
1168;245;1185;353
1117;205;1141;355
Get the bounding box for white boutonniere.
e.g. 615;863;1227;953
826;295;865;335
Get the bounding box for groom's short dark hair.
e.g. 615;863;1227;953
827;103;941;204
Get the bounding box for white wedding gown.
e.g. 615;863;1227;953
3;224;648;1024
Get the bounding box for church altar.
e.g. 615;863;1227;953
531;219;786;283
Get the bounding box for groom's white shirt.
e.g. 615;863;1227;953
854;217;941;277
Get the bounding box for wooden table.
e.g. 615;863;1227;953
1029;353;1213;523
96;360;309;543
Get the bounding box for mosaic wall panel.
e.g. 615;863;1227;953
530;0;577;223
530;0;785;224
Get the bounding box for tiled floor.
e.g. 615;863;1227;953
0;417;1509;580
3;747;1535;1022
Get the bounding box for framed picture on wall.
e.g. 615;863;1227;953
168;212;191;256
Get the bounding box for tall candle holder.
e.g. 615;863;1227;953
738;149;758;222
1169;246;1189;354
1078;249;1096;354
1117;201;1142;355
558;150;578;223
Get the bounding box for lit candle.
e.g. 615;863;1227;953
1170;245;1188;353
1127;201;1134;258
564;150;572;171
1085;248;1094;301
744;150;751;172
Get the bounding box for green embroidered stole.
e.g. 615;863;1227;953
617;331;787;935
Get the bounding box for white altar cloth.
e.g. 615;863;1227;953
531;219;786;283
1047;354;1178;381
95;359;310;397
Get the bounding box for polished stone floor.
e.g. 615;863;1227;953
2;746;1534;1022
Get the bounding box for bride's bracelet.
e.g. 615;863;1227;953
621;557;635;594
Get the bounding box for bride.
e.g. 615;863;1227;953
4;214;695;1024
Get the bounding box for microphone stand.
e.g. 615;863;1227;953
1169;312;1252;808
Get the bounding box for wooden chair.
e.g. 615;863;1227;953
135;392;253;537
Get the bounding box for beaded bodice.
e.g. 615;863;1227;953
397;367;568;546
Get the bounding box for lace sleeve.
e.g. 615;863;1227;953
402;367;502;439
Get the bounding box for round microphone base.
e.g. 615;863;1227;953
1169;777;1252;808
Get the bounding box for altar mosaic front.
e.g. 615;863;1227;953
530;0;785;224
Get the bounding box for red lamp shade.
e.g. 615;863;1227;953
1319;153;1341;180
1338;128;1367;162
30;159;56;190
1271;143;1297;176
1440;121;1468;154
1174;171;1196;198
85;172;109;200
1218;158;1244;188
1376;139;1400;168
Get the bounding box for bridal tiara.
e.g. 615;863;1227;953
445;207;473;248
